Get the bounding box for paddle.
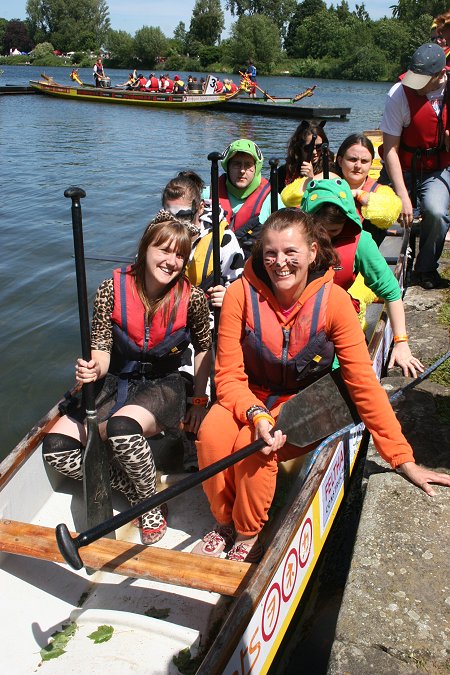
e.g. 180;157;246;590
208;151;223;343
64;187;114;531
238;71;276;102
56;370;357;570
269;158;280;213
305;132;317;163
322;142;330;179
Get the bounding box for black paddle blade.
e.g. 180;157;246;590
275;372;358;447
83;414;114;530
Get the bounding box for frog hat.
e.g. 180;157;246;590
221;139;264;199
301;177;361;232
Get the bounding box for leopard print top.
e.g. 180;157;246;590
91;277;211;354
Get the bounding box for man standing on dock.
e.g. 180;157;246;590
380;42;450;290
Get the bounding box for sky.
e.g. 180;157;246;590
0;1;394;37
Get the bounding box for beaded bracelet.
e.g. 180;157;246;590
246;404;270;423
393;335;408;343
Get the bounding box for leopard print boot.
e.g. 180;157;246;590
106;416;167;545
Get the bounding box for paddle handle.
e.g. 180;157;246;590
269;158;280;213
305;133;317;163
56;436;266;568
64;187;95;412
322;142;330;179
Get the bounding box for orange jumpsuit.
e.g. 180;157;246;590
196;260;415;536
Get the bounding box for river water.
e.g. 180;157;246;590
0;65;391;457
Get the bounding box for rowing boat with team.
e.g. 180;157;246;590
1;136;447;673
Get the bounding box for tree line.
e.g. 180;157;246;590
1;0;448;81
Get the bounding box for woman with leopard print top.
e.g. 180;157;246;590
43;212;211;545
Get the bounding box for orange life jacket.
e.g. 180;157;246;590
241;270;335;405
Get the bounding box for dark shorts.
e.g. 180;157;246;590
63;372;190;435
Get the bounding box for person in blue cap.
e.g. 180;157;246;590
380;42;450;290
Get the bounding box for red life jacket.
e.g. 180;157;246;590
165;78;174;93
397;83;450;172
215;81;224;93
240;270;335;404
148;76;159;91
331;214;361;291
138;76;147;89
110;266;191;377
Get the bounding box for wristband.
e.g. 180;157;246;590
393;335;408;343
246;404;270;423
187;396;209;407
252;412;276;428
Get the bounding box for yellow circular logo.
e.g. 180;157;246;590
339;191;347;199
310;194;318;201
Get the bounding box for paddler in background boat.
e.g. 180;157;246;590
93;57;108;88
119;71;138;89
223;78;238;94
192;209;449;563
279;120;333;199
172;75;186;93
301;178;423;377
203;139;284;259
246;59;257;98
162;170;245;470
42;213;211;545
334;133;402;247
144;73;160;92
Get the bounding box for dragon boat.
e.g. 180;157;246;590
0;221;408;673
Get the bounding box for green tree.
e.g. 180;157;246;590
189;0;225;45
0;18;8;53
105;28;134;68
173;21;187;53
26;0;110;52
354;3;370;21
284;0;326;54
226;0;297;35
228;13;281;72
3;19;34;53
134;26;168;67
390;0;447;21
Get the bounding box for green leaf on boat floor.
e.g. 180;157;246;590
144;606;170;619
40;622;78;662
87;625;114;643
173;647;202;675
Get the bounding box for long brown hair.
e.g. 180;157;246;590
252;208;339;284
130;212;192;321
285;121;332;181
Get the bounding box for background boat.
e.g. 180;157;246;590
30;74;235;109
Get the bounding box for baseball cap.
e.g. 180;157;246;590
402;42;446;89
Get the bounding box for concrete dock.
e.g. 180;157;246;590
328;247;450;674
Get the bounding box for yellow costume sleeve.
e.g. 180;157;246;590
361;185;402;230
348;273;379;332
280;176;307;208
